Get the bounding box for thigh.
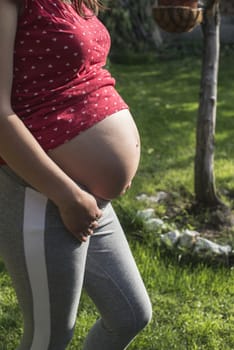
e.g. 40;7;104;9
84;203;152;331
43;198;89;348
0;167;89;349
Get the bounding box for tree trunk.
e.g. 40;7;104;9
194;0;222;206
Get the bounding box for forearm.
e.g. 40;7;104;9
0;113;81;205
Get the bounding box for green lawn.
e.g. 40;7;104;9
1;52;234;349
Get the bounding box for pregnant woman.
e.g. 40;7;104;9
0;0;152;349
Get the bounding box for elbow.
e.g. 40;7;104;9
0;95;15;118
0;105;15;119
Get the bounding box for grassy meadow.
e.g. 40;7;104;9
1;50;234;349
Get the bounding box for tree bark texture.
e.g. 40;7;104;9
194;0;221;206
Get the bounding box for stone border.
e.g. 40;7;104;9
136;195;234;263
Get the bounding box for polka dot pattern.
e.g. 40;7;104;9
11;0;128;152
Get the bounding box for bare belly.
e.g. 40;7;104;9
48;109;141;200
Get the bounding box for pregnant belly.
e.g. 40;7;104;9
48;109;141;200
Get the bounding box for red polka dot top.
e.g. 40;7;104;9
11;0;128;151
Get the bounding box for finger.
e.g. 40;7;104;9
95;209;103;220
76;234;88;243
80;228;94;237
73;231;89;242
87;228;94;236
89;220;99;229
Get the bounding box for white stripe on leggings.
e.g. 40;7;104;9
23;187;50;350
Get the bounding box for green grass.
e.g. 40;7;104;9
1;52;234;349
111;53;234;200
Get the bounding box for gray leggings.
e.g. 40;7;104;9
0;166;152;350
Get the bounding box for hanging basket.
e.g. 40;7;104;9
158;0;198;8
152;0;203;33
